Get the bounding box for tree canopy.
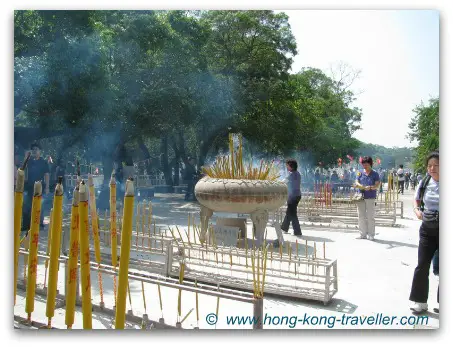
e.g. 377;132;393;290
408;97;439;172
14;10;364;184
356;142;414;170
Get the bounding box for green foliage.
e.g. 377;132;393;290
356;142;414;169
288;68;362;166
14;10;363;174
408;97;439;172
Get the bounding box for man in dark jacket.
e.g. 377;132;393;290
22;143;50;230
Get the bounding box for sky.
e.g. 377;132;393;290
281;10;439;148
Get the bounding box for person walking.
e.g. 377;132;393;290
388;168;394;191
409;151;439;313
410;172;417;190
405;172;410;191
22;143;50;230
281;159;302;236
393;167;398;191
397;164;405;194
354;156;381;241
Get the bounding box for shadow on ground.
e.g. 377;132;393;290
372;239;418;249
267;296;358;315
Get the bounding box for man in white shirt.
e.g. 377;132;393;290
397;164;405;194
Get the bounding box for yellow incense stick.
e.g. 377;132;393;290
157;284;163;316
180;308;194;324
141;281;147;313
175;225;186;247
195;280;199;325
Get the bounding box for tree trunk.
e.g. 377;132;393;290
173;157;180;186
160;135;173;186
170;137;181;186
198;126;237;167
137;137;152;174
178;130;188;166
102;154;114;186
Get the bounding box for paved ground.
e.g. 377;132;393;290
14;186;439;330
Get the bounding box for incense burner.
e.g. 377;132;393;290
195;177;287;245
195;177;287;212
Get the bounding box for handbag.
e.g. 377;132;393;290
351;190;364;202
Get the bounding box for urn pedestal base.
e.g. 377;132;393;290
195;177;287;247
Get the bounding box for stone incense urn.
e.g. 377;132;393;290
195;177;287;246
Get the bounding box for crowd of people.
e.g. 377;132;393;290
279;152;439;314
15;140;439;315
297;163;431;198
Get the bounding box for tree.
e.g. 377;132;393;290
356;142;414;169
289;68;362;166
14;10;364;183
195;10;299;162
408;97;439;172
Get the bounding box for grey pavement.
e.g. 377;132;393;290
14;187;439;329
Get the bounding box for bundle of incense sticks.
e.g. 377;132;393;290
202;133;279;180
250;246;269;298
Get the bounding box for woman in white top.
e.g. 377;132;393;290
409;151;439;313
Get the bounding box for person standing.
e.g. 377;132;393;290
330;170;339;193
342;168;349;182
347;167;355;192
55;158;68;199
183;157;197;201
409;151;439;313
314;169;321;183
22;143;50;230
379;169;385;194
354;156;380;241
281;159;302;236
397;164;405;194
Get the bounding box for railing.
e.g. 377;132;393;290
65;174;104;189
134;175;167;188
276;199;397;227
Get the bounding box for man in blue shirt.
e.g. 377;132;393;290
281;159;302;236
354;156;380;240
